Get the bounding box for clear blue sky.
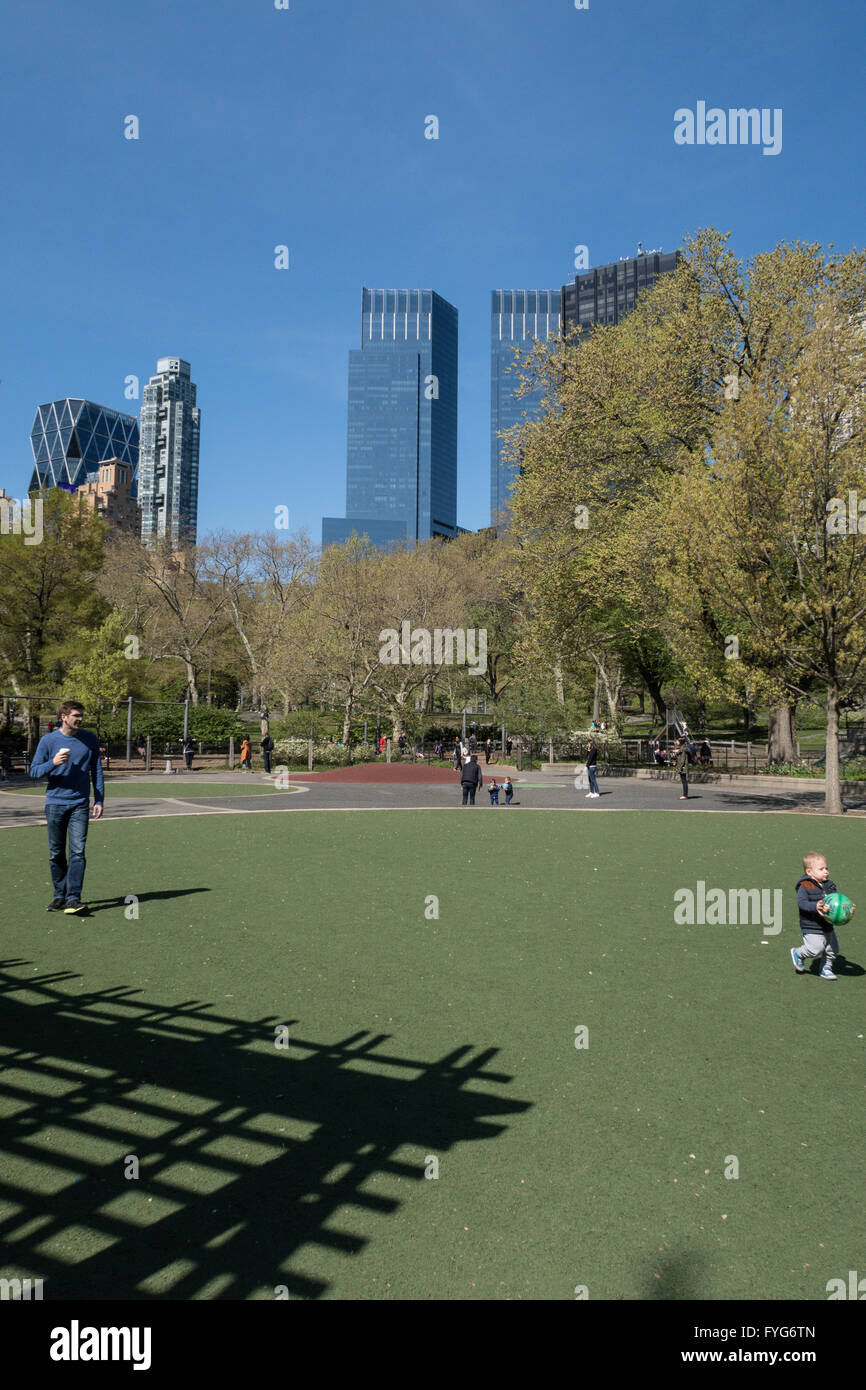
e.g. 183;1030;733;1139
1;0;863;539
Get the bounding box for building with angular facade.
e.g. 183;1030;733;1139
29;399;139;494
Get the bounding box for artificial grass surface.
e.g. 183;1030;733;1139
1;809;863;1301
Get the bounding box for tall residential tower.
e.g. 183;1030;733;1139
322;289;458;548
138;357;200;547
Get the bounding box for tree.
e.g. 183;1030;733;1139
657;246;866;812
0;491;107;740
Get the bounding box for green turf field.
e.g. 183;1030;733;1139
1;809;862;1301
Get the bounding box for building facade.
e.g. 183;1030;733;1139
29;399;139;495
562;247;681;338
490;288;562;523
74;459;140;536
322;289;458;548
138;357;200;548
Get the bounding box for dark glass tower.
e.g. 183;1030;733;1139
322;288;458;548
490;289;562;523
562;248;681;338
29;399;139;494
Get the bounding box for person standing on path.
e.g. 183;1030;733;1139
261;732;274;774
673;739;690;800
240;736;253;771
182;735;195;771
484;737;493;765
460;754;482;806
585;740;600;799
30;700;104;915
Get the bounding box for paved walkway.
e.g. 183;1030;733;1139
1;767;862;828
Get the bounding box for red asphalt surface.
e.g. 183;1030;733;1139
290;763;461;784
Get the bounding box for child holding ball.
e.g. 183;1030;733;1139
791;851;855;981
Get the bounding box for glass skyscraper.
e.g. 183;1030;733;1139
322;288;458;548
29;399;139;495
138;357;200;548
490;289;562;523
562;248;681;338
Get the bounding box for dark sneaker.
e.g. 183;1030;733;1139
63;900;88;915
47;897;65;911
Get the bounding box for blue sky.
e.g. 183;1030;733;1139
1;0;863;539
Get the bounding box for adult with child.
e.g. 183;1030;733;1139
30;700;104;915
460;754;483;806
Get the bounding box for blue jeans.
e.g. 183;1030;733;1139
45;802;90;901
587;764;599;794
461;785;476;805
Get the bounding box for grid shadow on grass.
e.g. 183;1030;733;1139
0;961;530;1300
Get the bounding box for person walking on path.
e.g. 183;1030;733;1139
261;732;274;774
484;737;493;765
30;700;104;915
460;754;483;806
240;736;253;771
673;738;690;800
454;737;463;772
182;735;195;771
585;740;600;799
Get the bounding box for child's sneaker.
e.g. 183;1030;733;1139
819;963;837;980
790;946;805;973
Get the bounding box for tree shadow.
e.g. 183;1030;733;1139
0;962;530;1300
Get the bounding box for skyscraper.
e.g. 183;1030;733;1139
322;289;458;548
29;399;139;495
138;357;200;548
490;289;562;523
562;247;681;338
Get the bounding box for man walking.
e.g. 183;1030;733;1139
585;739;600;799
460;754;483;806
30;700;104;915
673;738;690;800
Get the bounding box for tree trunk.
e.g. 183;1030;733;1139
592;668;601;723
390;690;408;744
825;685;843;815
768;702;797;763
554;659;565;706
185;662;200;705
342;694;352;745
